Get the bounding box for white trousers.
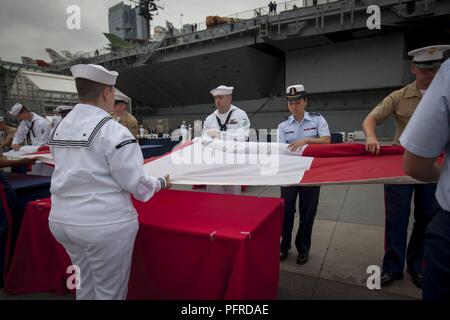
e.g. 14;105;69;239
206;185;241;195
49;218;139;300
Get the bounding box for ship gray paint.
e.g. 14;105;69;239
1;0;449;140
131;32;410;137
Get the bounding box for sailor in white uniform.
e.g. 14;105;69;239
52;108;63;128
139;125;146;138
52;106;74;128
9;103;52;151
180;121;188;142
203;85;251;195
48;64;171;300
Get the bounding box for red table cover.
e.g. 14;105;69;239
4;190;283;300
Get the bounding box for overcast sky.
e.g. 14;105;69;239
0;0;276;63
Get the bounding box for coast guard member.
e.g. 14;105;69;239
48;64;171;300
203;85;250;195
278;84;331;265
400;57;450;300
9;103;52;151
362;45;449;288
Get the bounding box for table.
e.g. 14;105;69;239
0;173;52;284
4;190;283;299
7;173;51;207
140;145;164;159
139;138;180;154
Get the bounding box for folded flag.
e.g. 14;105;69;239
142;138;426;186
4;139;438;186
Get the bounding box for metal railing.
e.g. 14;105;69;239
224;0;339;21
178;0;339;34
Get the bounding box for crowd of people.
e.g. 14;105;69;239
0;43;449;300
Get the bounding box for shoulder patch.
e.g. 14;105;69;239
115;139;137;150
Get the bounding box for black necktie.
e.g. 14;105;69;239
216;110;234;132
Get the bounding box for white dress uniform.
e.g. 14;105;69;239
8;106;53;175
48;64;167;300
203;85;251;195
180;122;188;142
52;115;62;128
12;112;51;147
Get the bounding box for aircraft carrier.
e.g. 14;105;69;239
1;0;449;138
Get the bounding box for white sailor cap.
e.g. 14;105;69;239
408;45;450;69
210;85;234;96
70;64;118;85
56;105;74;112
114;91;128;103
286;84;307;101
9;103;23;117
0;116;4;123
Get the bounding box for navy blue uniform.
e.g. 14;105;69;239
383;184;438;275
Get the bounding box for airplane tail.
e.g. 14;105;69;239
45;48;67;63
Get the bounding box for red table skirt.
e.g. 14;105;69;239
4;190;283;299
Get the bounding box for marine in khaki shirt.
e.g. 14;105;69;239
363;46;443;152
368;81;421;145
112;99;139;138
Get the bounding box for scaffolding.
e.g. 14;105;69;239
5;70;131;116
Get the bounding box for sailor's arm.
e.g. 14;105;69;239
102;125;170;201
362;115;380;155
363;91;398;155
12;121;28;150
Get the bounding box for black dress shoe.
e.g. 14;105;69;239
407;269;424;289
280;250;288;261
296;253;309;265
380;272;403;287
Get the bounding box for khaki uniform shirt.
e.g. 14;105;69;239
369;81;422;145
1;125;17;147
113;111;139;138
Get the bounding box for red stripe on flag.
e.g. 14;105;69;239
302;143;405;158
301;154;406;185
